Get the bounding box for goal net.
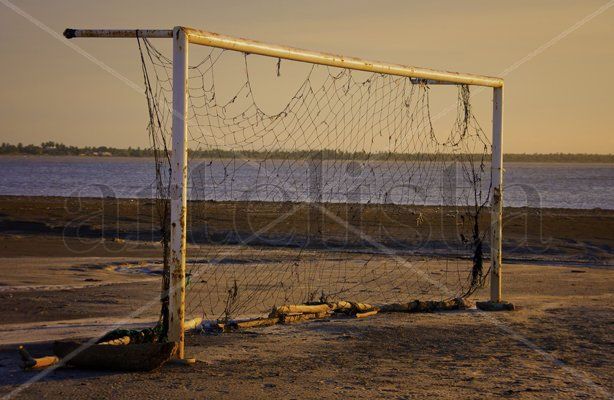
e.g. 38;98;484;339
136;33;493;326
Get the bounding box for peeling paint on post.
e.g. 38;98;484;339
490;86;504;302
168;26;188;359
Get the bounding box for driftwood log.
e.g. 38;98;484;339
356;310;378;319
187;297;477;335
18;346;59;370
329;301;378;315
232;317;279;329
271;304;331;316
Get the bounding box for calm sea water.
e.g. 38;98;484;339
0;156;612;210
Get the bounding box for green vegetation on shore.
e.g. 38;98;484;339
1;141;612;163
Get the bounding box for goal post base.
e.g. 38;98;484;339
168;357;197;366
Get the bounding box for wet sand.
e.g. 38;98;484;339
0;196;612;264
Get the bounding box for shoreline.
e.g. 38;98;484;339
1;153;613;164
0;194;612;212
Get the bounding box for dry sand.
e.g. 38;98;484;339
0;196;612;399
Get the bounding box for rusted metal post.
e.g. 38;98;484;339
63;29;172;38
168;26;188;358
490;86;504;302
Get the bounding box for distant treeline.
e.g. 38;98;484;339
1;142;612;163
0;142;150;157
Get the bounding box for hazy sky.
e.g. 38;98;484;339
1;0;613;153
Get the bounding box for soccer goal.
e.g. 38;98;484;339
64;26;504;359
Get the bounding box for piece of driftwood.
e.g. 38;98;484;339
53;341;177;371
271;301;380;320
476;300;515;311
271;304;331;317
355;310;378;319
351;302;377;313
328;301;353;311
328;301;379;316
233;317;279;329
18;346;59;370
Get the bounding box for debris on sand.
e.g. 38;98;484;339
18;345;59;370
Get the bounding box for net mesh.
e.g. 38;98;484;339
137;36;492;323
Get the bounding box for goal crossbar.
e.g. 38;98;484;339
64;27;504;88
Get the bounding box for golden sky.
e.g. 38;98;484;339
1;0;613;153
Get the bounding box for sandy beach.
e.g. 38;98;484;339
1;1;613;397
0;195;612;399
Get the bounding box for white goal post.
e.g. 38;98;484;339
64;26;504;359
